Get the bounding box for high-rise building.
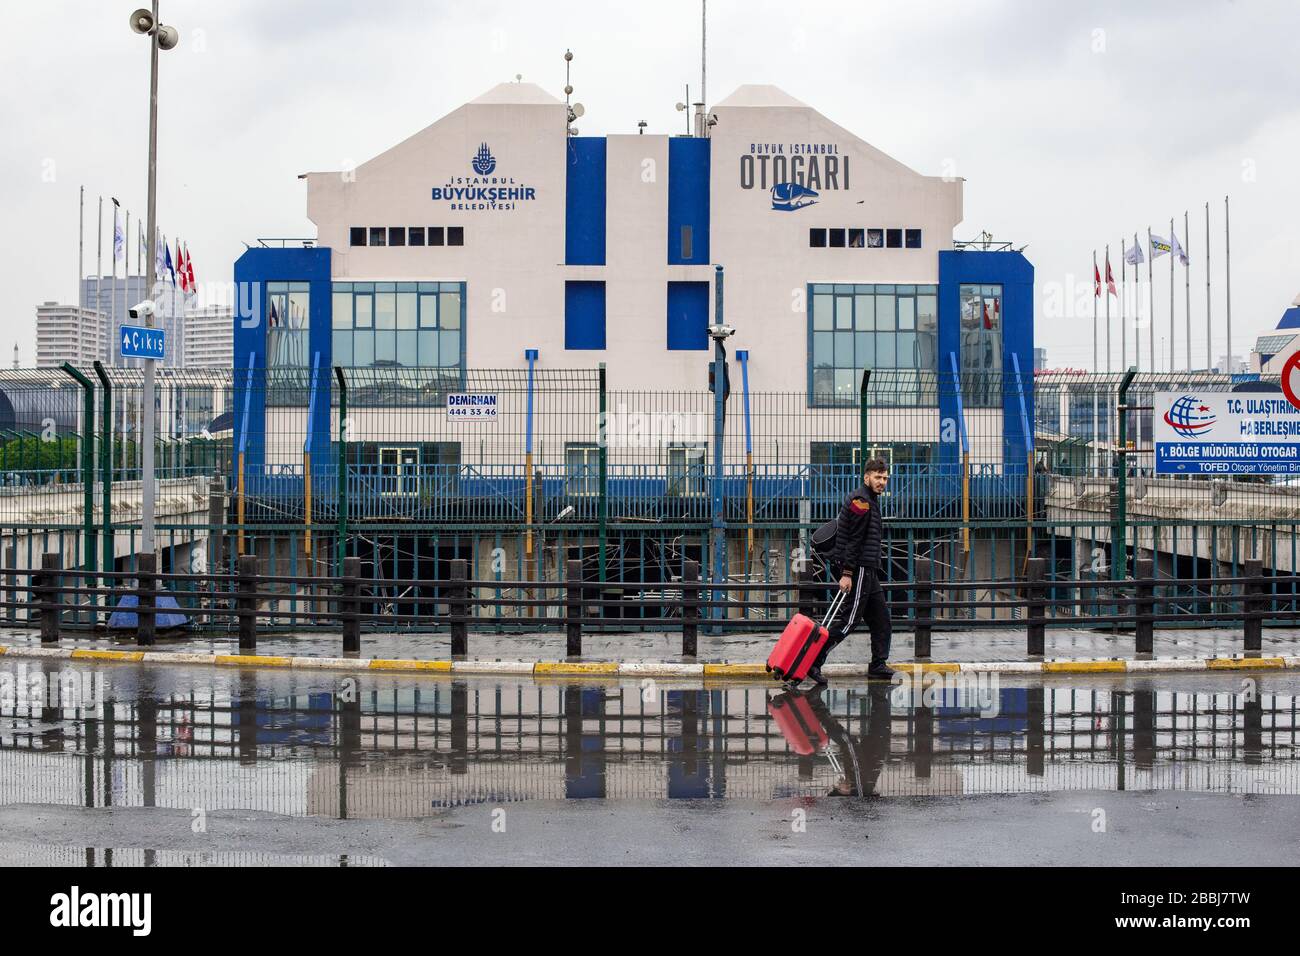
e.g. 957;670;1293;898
35;302;108;367
184;304;233;368
81;275;186;368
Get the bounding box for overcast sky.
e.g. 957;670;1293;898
2;0;1296;371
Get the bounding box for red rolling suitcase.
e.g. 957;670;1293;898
765;589;846;683
768;691;829;755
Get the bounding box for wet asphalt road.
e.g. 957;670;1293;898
2;662;1298;865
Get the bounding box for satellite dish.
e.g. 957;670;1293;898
675;102;687;111
129;8;154;33
564;84;573;95
156;24;179;49
571;103;585;118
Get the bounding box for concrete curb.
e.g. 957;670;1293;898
0;642;1295;680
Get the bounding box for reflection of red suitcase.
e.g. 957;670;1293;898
765;589;845;683
768;692;829;755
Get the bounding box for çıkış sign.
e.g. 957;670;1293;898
1154;391;1300;474
739;143;850;211
119;324;165;360
447;393;497;419
431;142;537;211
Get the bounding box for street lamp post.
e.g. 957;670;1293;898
129;3;178;558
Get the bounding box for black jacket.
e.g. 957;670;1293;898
831;482;882;577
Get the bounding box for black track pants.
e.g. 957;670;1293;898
815;568;891;668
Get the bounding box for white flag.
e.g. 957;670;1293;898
1125;234;1145;266
1170;230;1189;266
112;208;124;263
1150;234;1171;259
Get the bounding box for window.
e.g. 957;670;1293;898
566;444;601;497
388;227;406;247
809;283;939;406
828;228;846;248
266;281;311;402
681;225;693;261
667;444;706;497
408;227;425;247
959;284;1003;408
349;227;366;247
905;228;922;249
867;229;884;248
369;227;386;247
848;228;864;248
667;281;709;351
565;281;606;350
331;280;464;378
447;226;464;246
886;228;902;248
428;227;444;246
809;228;827;248
1068;386;1109;442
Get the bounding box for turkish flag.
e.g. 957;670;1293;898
1105;256;1117;296
982;302;992;330
1094;263;1101;298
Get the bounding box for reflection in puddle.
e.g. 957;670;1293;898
1;664;1297;820
0;843;386;867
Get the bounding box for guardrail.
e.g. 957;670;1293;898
3;555;1295;660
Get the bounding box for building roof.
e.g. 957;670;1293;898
1254;332;1296;356
467;81;563;106
1277;306;1300;330
713;84;810;109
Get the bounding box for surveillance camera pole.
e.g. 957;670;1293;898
710;265;726;626
140;0;164;558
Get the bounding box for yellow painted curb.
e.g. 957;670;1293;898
702;663;769;677
368;659;453;672
215;654;292;668
534;662;619;675
1042;660;1127;673
70;649;145;663
0;646;7;656
1207;657;1285;670
890;662;960;675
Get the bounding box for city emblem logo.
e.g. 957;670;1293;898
471;143;496;176
770;182;818;211
1163;395;1216;438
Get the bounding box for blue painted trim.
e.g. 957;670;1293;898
524;348;538;453
1011;351;1033;455
303;351;320;454
237;352;254;456
737;350;753;455
565;138;606;266
564;281;606;350
666;280;710;350
668;138;710;265
949;351;970;454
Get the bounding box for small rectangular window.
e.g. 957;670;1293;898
408;227;425;246
447;226;464;246
867;229;884;248
388;227;406;247
809;228;827;248
349;227;366;247
681;225;693;260
427;227;444;246
905;228;922;249
369;227;386;247
886;228;903;248
848;228;864;248
828;228;846;248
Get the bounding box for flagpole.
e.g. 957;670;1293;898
1093;250;1098;372
1105;245;1111;373
1169;217;1175;373
125;209;131;346
1184;210;1191;372
96;196;102;359
1147;227;1155;373
1205;201;1212;370
110;198;118;371
1224;195;1232;374
78;186;84;316
1120;236;1126;372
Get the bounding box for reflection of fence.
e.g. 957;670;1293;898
1;678;1295;813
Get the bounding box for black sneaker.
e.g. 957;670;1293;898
866;662;896;680
806;665;829;686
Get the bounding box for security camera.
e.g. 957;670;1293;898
707;324;735;340
129;300;156;319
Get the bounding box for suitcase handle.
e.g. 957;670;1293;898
819;587;847;629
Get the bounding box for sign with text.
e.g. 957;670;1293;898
1154;390;1300;474
446;393;497;420
119;325;165;360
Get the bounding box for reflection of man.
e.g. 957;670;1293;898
804;683;893;797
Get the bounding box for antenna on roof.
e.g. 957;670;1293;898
563;49;583;136
701;0;707;111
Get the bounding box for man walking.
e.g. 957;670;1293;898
806;458;894;685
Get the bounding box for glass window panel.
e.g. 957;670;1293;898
876;333;896;368
813;367;834;400
375;292;396;329
332;329;352;367
353;330;374;366
834;297;853;330
428;227;444;246
848;228;864;248
369;227;386;247
388;227;406;247
419;294;438;328
396;331;418;366
418;330;438;366
812;293;833;331
812;331;833;367
439;291;461;329
353;282;374;294
898;297;916;330
375;331;396;363
886;228;902;248
866;228;883;248
811;283;833;294
375;282;395;292
355;295;373;329
332;292;351;329
854;294;875;330
855;331;874;367
917;332;938;370
896;285;916;295
408;227;425;247
983;284;1000;297
809;229;827;248
905;228;922;248
447;226;464;246
834;331;854;367
828;228;846;248
917;295;938;331
875;295;896;330
349;227;366;247
834;369;855;400
439;330;460;367
897;331;917;367
396;292;417;329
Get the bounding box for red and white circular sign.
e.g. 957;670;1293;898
1282;351;1300;412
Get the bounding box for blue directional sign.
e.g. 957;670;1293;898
120;325;166;360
